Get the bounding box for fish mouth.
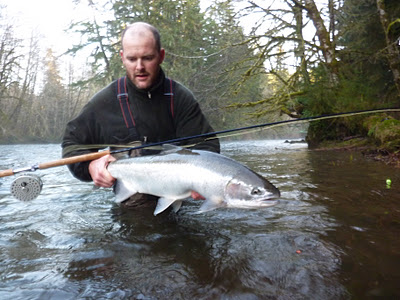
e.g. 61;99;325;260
255;196;279;205
246;193;280;207
258;199;279;207
227;198;279;209
260;190;280;200
265;191;280;201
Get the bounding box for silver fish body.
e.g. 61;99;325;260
107;145;280;215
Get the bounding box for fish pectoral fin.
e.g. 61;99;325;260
114;180;137;203
198;196;225;213
154;197;179;216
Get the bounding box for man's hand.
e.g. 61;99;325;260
89;154;117;188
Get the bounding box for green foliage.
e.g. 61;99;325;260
337;0;399;99
362;115;400;152
300;0;400;148
364;115;400;140
2;0;400;145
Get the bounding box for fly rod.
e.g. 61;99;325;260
1;107;399;200
3;107;399;178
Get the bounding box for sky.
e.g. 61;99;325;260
1;0;263;83
2;0;107;54
1;0;215;54
1;0;220;85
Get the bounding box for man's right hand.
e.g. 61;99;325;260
89;154;117;188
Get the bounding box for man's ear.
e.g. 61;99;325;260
159;48;165;64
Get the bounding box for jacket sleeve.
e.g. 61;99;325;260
173;84;220;153
61;101;98;182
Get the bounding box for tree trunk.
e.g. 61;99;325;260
303;0;338;81
376;0;400;97
294;0;310;85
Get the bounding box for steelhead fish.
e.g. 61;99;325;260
107;145;280;215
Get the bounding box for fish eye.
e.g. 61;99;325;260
251;187;262;195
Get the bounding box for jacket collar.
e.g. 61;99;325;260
126;68;166;98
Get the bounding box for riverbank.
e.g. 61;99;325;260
312;137;400;168
308;114;400;168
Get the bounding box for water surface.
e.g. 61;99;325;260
0;141;399;299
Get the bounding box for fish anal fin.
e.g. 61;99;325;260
154;197;179;216
172;200;183;213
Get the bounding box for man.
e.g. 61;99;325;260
62;22;220;204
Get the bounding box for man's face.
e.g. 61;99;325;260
120;31;165;90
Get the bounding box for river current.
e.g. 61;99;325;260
0;140;399;299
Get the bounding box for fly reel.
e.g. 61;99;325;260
10;174;43;201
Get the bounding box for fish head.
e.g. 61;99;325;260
224;176;280;208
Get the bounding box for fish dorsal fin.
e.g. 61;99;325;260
160;144;182;154
161;144;195;155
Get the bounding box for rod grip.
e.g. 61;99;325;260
0;169;14;178
38;150;111;170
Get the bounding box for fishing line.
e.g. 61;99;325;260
202;107;400;142
94;107;400;154
204;107;400;143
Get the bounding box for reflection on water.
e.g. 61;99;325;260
0;141;399;299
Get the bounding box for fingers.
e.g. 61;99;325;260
89;154;117;188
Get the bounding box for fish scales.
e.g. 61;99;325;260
107;145;280;215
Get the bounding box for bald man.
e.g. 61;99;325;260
62;22;219;206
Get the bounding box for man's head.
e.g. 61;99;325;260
120;22;165;90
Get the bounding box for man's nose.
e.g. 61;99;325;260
136;59;144;70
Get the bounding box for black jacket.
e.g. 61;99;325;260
62;69;220;181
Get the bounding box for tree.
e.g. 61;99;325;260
338;0;399;104
33;49;67;140
9;32;41;137
225;0;316;117
0;20;22;134
376;0;400;97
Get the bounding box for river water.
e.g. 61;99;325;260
0;140;399;299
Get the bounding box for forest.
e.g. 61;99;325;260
0;0;399;153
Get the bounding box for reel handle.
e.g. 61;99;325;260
38;150;111;170
0;150;111;178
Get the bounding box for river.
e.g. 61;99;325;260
0;140;399;299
